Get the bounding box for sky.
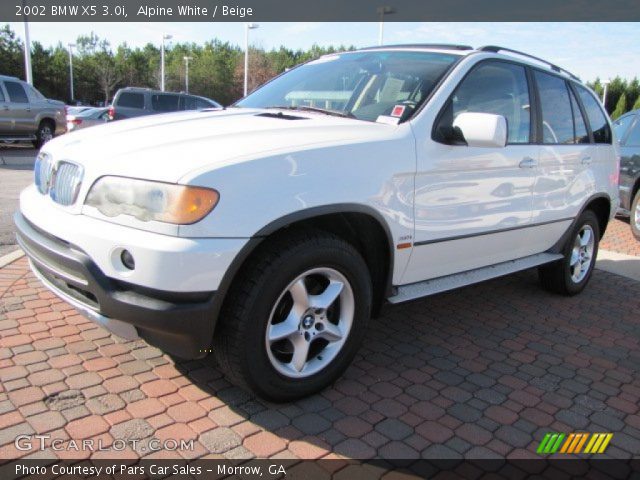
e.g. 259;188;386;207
7;22;640;82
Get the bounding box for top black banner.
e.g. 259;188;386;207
4;0;640;22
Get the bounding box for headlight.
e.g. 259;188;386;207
85;176;219;225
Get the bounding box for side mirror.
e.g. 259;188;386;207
452;112;507;148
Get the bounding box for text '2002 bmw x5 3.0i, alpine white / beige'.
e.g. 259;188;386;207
15;45;619;401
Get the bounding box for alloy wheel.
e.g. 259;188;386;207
569;224;595;283
265;267;354;378
40;126;53;144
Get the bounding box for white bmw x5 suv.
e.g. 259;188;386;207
16;45;619;400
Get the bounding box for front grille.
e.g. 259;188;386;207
34;154;84;206
34;153;55;194
50;162;83;206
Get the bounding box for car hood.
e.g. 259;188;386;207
43;108;397;184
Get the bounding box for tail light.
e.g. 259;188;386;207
610;155;621;187
70;118;82;125
108;106;115;120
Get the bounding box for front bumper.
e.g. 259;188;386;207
15;212;218;359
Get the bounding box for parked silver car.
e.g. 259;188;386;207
67;107;110;132
0;75;66;148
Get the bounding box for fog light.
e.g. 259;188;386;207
121;249;135;270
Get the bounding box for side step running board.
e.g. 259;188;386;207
388;252;563;304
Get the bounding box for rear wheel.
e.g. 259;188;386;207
631;189;640;241
538;210;600;295
33;121;54;149
213;230;372;401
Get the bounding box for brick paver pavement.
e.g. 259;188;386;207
602;218;640;257
0;222;639;461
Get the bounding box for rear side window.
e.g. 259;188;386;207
534;71;575;144
624;118;640;147
437;61;531;144
5;81;29;103
116;92;145;109
152;94;180;112
575;85;612;144
569;87;589;144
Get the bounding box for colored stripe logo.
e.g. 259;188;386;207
537;433;613;455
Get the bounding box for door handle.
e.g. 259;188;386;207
581;156;592;165
519;157;538;169
1;105;8;111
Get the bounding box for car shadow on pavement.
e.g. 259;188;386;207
169;268;640;459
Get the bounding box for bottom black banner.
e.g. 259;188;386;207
2;459;640;480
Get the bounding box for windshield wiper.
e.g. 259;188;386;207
265;105;356;119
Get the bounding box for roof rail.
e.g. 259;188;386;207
360;44;474;52
479;45;580;81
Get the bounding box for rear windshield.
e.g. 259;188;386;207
236;50;460;123
116;92;145;109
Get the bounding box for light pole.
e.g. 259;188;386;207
23;20;33;84
377;6;395;46
183;56;193;93
160;34;172;92
67;43;76;103
244;23;259;97
602;79;610;108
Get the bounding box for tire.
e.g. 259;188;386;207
213;230;372;401
631;189;640;241
538;210;600;296
32;121;55;149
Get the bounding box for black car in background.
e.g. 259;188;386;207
108;87;221;121
613;110;640;240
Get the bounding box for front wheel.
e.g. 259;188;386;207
631;189;640;241
538;210;600;295
214;230;372;401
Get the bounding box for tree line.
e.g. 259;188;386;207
587;77;640;119
1;24;639;116
0;24;352;106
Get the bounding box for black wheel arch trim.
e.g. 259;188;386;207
209;204;396;340
548;193;612;253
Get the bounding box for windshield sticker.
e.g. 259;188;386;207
391;105;406;118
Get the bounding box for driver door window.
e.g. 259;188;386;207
437;61;532;144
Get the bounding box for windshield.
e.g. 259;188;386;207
612;114;635;140
236;50;460;123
